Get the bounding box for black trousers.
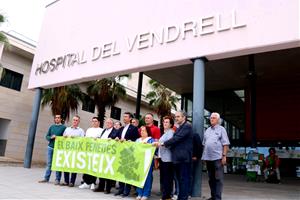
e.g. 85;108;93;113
64;172;77;184
206;160;224;200
98;178;113;192
82;174;97;185
118;182;131;195
174;162;191;200
159;161;174;199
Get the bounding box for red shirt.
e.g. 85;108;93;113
147;124;161;140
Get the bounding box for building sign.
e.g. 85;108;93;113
28;0;300;89
34;10;246;76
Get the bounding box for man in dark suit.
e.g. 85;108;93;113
114;112;139;197
94;118;118;193
158;111;193;200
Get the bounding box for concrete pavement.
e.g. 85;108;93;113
0;165;299;199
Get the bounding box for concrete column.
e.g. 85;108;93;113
181;94;185;111
191;58;206;197
135;72;143;118
248;55;256;148
24;88;42;168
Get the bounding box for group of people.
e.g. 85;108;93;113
39;111;231;200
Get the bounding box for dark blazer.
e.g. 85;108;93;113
117;124;139;141
100;128;119;139
192;133;202;160
164;121;193;164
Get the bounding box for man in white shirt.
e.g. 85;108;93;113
115;112;139;197
85;117;103;138
94;118;118;194
79;117;103;190
61;115;85;187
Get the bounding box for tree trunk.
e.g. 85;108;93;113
98;105;106;128
159;116;164;136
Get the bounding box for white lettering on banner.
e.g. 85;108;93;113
35;10;246;76
55;150;116;175
92;153;99;172
77;152;86;169
63;150;71;168
98;153;104;173
55;150;63;167
104;155;115;175
87;152;93;171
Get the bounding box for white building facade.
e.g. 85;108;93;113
0;33;160;163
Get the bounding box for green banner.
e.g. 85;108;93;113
52;137;156;187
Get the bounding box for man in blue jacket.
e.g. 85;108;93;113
114;112;139;197
159;110;193;200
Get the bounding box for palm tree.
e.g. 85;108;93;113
146;79;179;130
0;14;9;46
86;75;128;127
41;85;84;122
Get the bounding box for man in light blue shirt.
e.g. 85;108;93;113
202;112;230;200
61;115;85;187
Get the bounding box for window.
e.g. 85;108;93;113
110;106;121;120
82;94;95;113
0;66;23;91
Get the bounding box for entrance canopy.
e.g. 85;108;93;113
28;0;300;89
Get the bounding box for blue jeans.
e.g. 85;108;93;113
44;146;61;181
174;162;191;200
137;164;153;197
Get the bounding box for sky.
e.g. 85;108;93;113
0;0;53;43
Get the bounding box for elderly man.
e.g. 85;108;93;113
202;112;230;200
61;115;85;187
157;110;193;200
94;118;119;194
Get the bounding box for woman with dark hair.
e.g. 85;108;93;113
136;126;155;200
156;116;175;200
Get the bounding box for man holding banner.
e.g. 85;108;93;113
79;117;103;190
94;118;119;194
61;115;85;187
51;113;156;195
115;112;140;197
38;114;66;185
157;111;193;200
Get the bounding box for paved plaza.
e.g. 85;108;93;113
0;163;299;199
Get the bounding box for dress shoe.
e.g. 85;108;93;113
38;179;48;183
69;183;74;187
114;191;123;196
93;187;104;192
